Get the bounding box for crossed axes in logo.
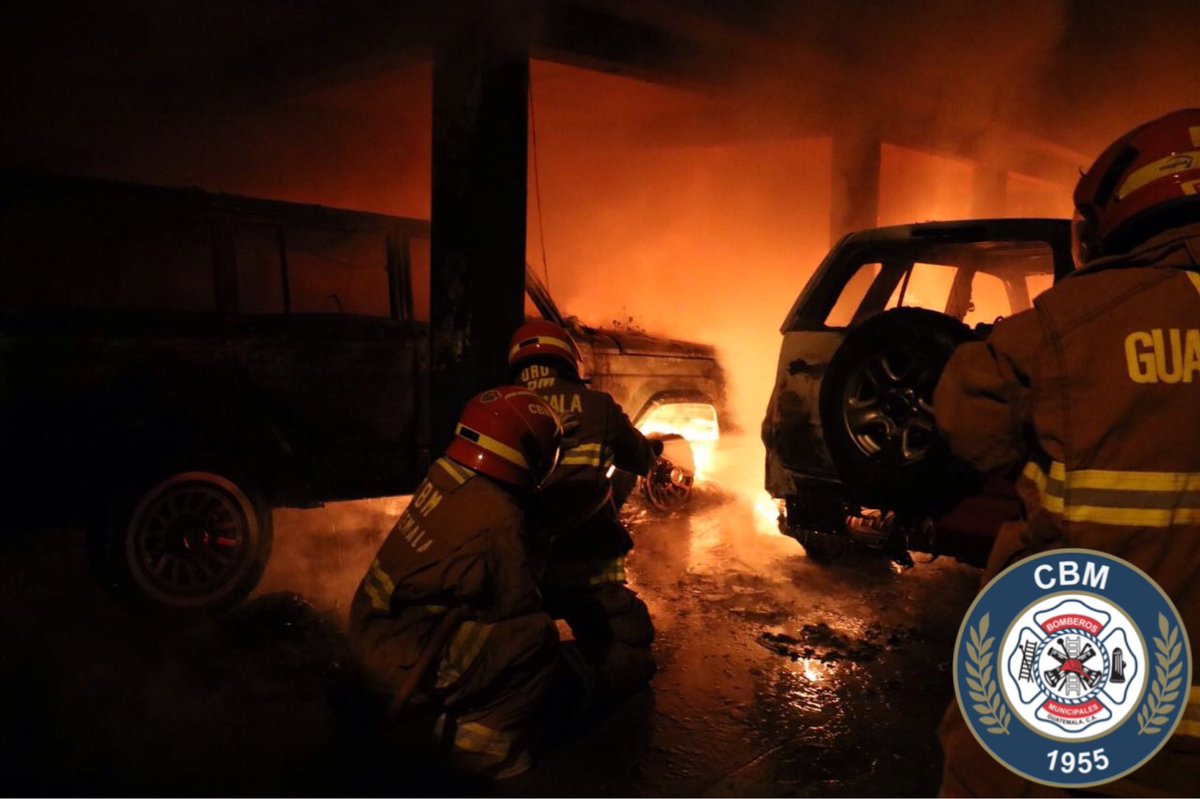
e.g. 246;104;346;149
1042;640;1103;691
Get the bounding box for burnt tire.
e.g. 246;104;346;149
91;469;273;612
818;307;980;514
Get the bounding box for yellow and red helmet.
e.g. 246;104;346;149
507;320;584;378
1073;108;1200;267
446;387;562;490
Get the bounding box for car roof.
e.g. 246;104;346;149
783;218;1073;332
838;218;1070;247
0;170;431;237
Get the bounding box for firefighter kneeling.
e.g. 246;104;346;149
347;387;562;780
508;320;664;710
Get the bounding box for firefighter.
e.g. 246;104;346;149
933;109;1200;796
507;319;664;707
347;386;562;780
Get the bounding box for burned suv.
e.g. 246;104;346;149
762;219;1072;564
0;172;726;610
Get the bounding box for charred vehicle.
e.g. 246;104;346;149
762;219;1072;564
524;269;724;510
0;172;726;609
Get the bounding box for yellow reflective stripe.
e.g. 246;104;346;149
1022;461;1048;495
1117;149;1200;200
561;455;603;466
545;557;627;587
1065;505;1200;527
1185;685;1200;718
369;559;396;597
509;334;574;359
1023;461;1064;493
361;575;390;612
448;620;491;666
435;620;493;689
453;721;516;758
560;442;604;467
362;558;396;611
594;559;626;584
1024;461;1066;513
437;457;470;485
1175;686;1200;739
456;424;528;468
1067;468;1200;492
1188;271;1200;300
1025;461;1200;525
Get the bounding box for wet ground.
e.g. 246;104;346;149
0;484;979;796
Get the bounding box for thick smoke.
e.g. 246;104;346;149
7;1;1199;596
255;497;409;617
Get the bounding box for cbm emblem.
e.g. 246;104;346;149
954;549;1191;788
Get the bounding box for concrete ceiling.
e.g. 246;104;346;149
5;0;1197;184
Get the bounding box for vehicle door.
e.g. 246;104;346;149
227;218;426;501
0;190;232;506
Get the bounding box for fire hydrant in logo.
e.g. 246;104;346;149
954;550;1191;788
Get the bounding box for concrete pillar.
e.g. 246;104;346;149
429;2;531;455
830;131;881;245
971;164;1008;218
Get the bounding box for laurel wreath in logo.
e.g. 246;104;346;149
1137;613;1183;736
965;612;1011;735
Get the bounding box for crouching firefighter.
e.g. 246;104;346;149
347;387;562;780
507;320;664;706
934;109;1200;796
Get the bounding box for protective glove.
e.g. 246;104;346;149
645;432;683;458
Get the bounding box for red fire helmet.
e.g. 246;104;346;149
507;319;584;379
446;386;563;490
1073;108;1200;267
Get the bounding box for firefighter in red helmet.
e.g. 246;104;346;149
935;109;1200;795
348;387;562;780
507;319;664;709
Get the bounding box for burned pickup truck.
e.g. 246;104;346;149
762;219;1072;564
0;172;726;610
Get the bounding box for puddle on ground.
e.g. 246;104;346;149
758;621;927;663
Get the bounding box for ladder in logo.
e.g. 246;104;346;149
1063;637;1083;695
1019;641;1037;681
